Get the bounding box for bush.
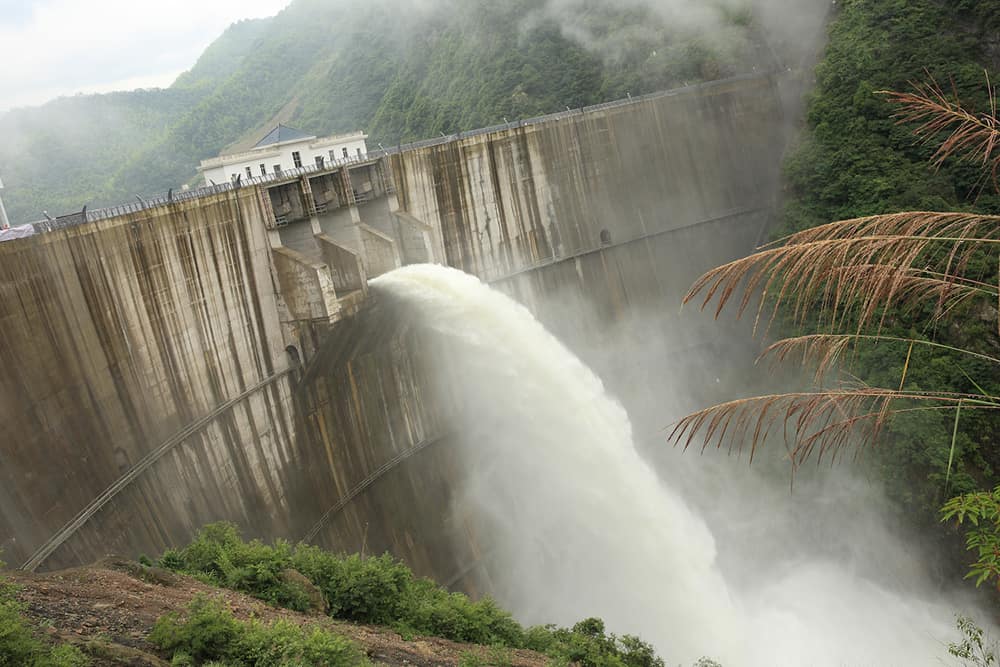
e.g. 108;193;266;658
157;524;666;667
0;571;89;666
521;618;664;667
149;596;240;663
291;547;410;625
160;524;313;612
410;585;522;646
150;596;362;667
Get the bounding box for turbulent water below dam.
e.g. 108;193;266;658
373;264;980;666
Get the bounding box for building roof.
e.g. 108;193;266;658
253;124;316;149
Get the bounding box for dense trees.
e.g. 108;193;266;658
0;0;773;224
676;0;1000;587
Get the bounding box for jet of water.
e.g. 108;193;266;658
374;264;972;666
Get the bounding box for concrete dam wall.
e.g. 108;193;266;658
1;73;789;584
389;74;783;282
0;189;300;569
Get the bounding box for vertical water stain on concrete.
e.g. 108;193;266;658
1;75;791;583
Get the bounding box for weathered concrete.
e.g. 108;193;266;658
0;190;304;568
1;73;792;587
296;74;790;588
388;75;782;282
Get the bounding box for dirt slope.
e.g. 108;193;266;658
6;559;549;667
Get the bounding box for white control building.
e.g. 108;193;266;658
198;125;368;186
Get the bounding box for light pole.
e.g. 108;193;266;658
0;174;10;230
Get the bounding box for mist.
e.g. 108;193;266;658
522;0;833;71
375;264;985;666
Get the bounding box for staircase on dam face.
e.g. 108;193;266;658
0;71;796;587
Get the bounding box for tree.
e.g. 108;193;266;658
669;74;1000;585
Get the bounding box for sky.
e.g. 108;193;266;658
0;0;292;112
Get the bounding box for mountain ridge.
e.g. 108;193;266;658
0;0;790;224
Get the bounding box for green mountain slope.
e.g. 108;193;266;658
173;18;274;92
779;0;1000;571
0;0;781;224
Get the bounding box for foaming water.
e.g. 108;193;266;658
373;264;969;666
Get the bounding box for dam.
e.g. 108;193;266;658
0;72;789;589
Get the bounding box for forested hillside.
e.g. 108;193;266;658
780;0;1000;570
0;0;789;224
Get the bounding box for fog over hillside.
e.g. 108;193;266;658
0;0;827;225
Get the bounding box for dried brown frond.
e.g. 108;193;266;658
765;211;1000;248
760;334;1000;385
667;389;1000;467
684;212;1000;335
879;72;1000;191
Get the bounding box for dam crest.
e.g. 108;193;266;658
1;73;791;589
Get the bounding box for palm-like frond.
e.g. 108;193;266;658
879;73;1000;190
673;77;1000;468
760;334;1000;385
668;388;1000;467
684;212;1000;335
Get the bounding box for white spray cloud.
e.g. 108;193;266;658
375;264;982;667
523;0;832;69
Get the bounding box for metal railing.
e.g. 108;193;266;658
365;71;774;159
21;367;297;572
27;153;380;232
26;71;775;235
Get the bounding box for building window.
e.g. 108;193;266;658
274;164;282;174
357;148;362;158
315;156;325;168
342;147;349;159
245;166;253;179
292;151;302;168
329;150;336;162
260;164;266;175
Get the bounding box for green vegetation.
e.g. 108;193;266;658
943;488;1000;587
950;616;998;666
0;563;89;666
0;0;780;224
778;0;1000;565
150;596;362;667
157;523;665;667
672;0;1000;594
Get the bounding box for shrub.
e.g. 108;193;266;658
522;618;664;667
150;596;362;667
161;524;313;612
149;597;240;663
0;571;89;666
291;547;410;625
157;524;666;667
44;645;90;667
0;585;40;666
158;549;186;572
399;579;523;646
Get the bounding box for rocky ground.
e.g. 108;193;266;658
6;559;549;667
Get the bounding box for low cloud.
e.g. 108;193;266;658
0;0;292;111
523;0;832;69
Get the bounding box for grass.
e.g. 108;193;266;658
0;561;89;667
149;595;363;667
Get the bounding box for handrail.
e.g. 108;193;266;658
21;367;297;572
25;72;777;234
367;71;775;158
302;434;447;544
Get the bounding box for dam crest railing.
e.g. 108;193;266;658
24;71;777;235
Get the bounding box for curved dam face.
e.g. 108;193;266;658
0;73;790;580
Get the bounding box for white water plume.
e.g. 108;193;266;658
373;264;976;666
